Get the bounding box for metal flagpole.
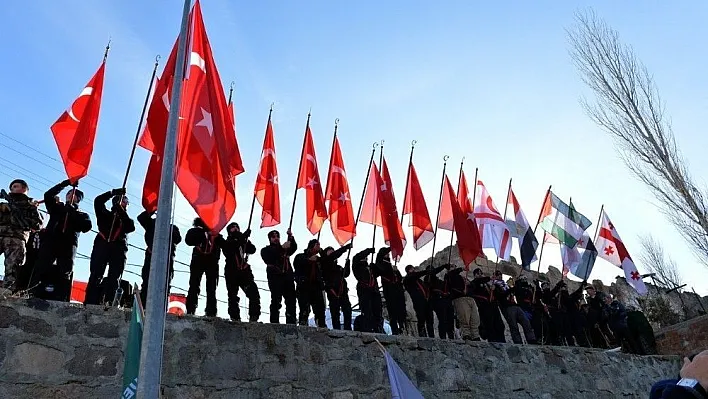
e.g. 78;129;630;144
446;158;464;264
345;142;379;260
246;103;274;231
137;0;192;397
370;140;384;263
394;140;416;266
495;178;512;266
585;204;604;282
287;111;311;231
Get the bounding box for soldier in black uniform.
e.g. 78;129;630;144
294;239;327;327
185;217;223;317
260;229;297;324
470;268;506;342
84;188;134;305
403;263;449;337
137;209;181;307
352;247;382;333
222;222;259;322
375;247;406;335
30;180;92;300
320;243;352;330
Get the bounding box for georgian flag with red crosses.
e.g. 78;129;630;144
594;209;648;295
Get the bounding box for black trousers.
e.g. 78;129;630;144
297;282;326;327
225;267;261;322
383;286;407;335
186;260;218;317
356;285;383;333
411;295;434;338
267;273;297;324
475;300;506;343
29;238;76;297
85;239;127;305
326;286;352;330
140;251;174;309
432;297;455;339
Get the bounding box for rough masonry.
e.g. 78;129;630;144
0;297;680;399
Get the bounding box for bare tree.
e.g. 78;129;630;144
638;234;683;289
567;10;708;267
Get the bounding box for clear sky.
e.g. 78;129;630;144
1;1;707;320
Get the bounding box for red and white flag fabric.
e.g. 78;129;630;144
167;293;187;316
324;134;355;245
142;153;162;212
253;112;280;227
594;210;647;295
473;180;512;261
401;159;434;250
360;161;406;261
51;61;106;183
438;175;483;268
296;122;328;235
70;280;88;303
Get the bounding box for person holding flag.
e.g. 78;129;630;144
221;222;260;322
261;229;298;324
84;188;134;305
185;218;224;317
137;209;182;307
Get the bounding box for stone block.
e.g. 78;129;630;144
3;342;65;377
66;346;120;377
0;305;20;328
86;322;120;339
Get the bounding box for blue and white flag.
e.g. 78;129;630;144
384;350;424;399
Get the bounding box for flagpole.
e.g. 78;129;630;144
288;111;311;231
346;141;379;260
318;118;339;243
137;0;191;397
585;204;604;282
428;155;449;273
446;158;464;264
495;178;512;266
246;103;274;231
395;140;416;266
534;185;552;233
370;140;384;263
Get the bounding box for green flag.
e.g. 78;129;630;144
121;287;144;399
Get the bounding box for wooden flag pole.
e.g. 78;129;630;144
446;158;464;264
346;141;379;260
428;155;449;273
287;111;311;231
246;103;274;231
369;140;384;263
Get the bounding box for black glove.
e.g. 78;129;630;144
61;179;72;187
365;247;376;255
343;243;352;251
345;259;351;268
243;229;252;239
111;188;126;196
444;263;452;270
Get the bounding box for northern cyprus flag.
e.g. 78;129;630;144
594;209;647;295
474;180;512;261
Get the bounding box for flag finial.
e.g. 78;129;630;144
443;155;449;162
103;37;111;61
411;139;417;149
372;141;379;150
154;54;161;65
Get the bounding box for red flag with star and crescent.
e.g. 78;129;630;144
402;159;434;250
594;209;647;295
296;121;328;235
360;161;406;260
253;112;280;227
324;133;355;245
50;61;106;183
438;175;483;268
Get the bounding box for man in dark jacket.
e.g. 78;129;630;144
470;268;506;342
375;247;406;335
494;271;535;344
222;222;259;322
29;180;92;300
403;263;449;338
84;188;135;305
0;179;43;291
320;243;352;330
137;209;181;307
431;272;455;339
260;229;297;324
294;239;327;327
603;295;639;353
185;218;223;317
352;247;382;333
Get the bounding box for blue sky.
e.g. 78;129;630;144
1;1;707;319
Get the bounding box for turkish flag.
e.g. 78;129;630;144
440;175;483;268
50;61;106;183
142;153;162;212
254;113;280;227
324;134;355;245
361;160;406;261
171;0;242;232
167;293;187;316
402;159;434;250
70;280;87;303
296;122;327;235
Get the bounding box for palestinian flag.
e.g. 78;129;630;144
539;191;591;248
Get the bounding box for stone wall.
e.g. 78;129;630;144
654;314;708;358
0;298;681;399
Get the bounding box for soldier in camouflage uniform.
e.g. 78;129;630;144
0;179;43;290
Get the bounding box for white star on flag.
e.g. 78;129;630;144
195;107;213;136
306;177;318;188
268;174;278;185
381;182;388;192
467;212;475;221
338;192;350;203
